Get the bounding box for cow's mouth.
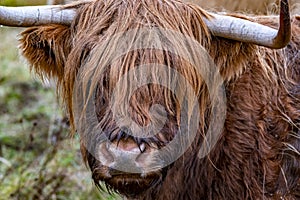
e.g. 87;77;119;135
90;149;165;197
104;171;163;197
87;134;171;196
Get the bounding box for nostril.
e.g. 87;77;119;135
108;128;146;153
112;137;143;153
108;128;131;143
106;126;173;154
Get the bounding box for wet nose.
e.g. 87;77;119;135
97;140;145;173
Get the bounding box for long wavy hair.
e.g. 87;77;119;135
19;0;300;199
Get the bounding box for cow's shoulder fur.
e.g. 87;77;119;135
151;16;300;200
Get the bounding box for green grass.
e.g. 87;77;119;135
0;0;47;6
0;27;120;199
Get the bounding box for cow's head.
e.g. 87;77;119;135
0;0;291;197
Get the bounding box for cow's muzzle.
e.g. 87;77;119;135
89;135;167;197
97;137;165;175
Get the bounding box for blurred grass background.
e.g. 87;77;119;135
0;0;46;6
0;1;120;199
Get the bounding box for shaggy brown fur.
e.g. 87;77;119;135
19;0;299;199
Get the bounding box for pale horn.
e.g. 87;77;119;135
0;5;75;27
204;0;291;49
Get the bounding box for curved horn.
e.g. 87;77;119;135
0;5;75;27
204;0;291;49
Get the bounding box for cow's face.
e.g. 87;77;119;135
19;18;210;200
20;21;212;196
72;46;207;197
18;2;218;195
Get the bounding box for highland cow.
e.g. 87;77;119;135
0;0;299;199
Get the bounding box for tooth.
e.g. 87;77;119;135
140;143;146;152
140;172;147;178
